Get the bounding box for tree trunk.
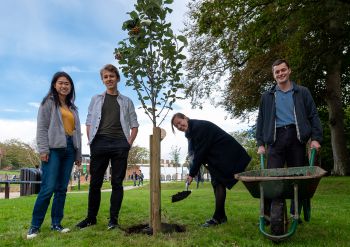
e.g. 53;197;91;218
150;127;161;234
325;60;350;175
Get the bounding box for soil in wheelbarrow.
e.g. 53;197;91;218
123;222;186;235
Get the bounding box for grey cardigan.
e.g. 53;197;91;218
36;96;82;161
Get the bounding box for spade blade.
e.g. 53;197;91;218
171;190;191;203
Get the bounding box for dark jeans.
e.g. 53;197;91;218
265;126;306;217
31;136;75;228
267;125;306;169
87;135;129;220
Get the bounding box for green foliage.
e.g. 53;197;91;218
0;139;40;169
128;145;149;166
184;0;350;117
115;0;187;127
231;129;260;171
1;178;349;246
184;0;350;174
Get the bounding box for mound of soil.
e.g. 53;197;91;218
124;223;186;235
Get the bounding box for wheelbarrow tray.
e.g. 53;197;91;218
235;166;327;199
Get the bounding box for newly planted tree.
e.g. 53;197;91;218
115;0;187;127
115;0;187;234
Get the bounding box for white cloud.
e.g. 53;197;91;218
60;66;83;73
132;98;251;163
28;102;40;108
1;108;21;113
0;119;90;154
0;98;252;164
0;119;37;144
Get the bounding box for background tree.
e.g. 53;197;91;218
169;145;181;180
231;129;260;171
183;0;350;175
169;145;181;167
115;0;187;127
318;106;350;173
128;145;149;167
0;139;40;169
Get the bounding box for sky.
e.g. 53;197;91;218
0;0;251;163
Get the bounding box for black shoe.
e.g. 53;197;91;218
202;217;227;227
107;218;118;230
27;227;40;239
51;225;70;233
76;218;97;229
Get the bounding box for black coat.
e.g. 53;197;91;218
186;119;251;189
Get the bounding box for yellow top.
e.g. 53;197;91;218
60;106;75;136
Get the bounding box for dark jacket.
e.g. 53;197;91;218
256;82;323;147
186;119;251;189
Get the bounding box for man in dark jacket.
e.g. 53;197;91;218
256;59;322;222
172;113;251;227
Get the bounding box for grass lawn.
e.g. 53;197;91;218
0;170;20;176
0;177;349;247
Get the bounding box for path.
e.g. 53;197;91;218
0;185;143;199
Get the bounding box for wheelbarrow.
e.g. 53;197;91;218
234;149;327;242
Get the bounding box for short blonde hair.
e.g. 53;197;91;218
100;64;120;80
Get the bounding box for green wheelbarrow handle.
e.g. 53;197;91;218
259;148;317;168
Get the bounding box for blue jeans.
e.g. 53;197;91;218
31;137;76;228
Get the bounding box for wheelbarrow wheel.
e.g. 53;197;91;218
270;199;288;236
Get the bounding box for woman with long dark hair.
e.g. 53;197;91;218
27;72;82;239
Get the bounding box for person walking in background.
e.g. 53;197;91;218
256;59;322;225
76;64;139;230
171;113;251;227
27;72;82;239
132;171;138;186
138;169;144;186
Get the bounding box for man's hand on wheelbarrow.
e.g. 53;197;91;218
257;145;266;154
310;140;321;151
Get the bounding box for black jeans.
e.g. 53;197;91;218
87;135;130;220
267;125;306;169
265;126;306;217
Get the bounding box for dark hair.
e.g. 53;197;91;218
272;59;290;72
41;71;76;109
100;64;120;80
171;112;188;133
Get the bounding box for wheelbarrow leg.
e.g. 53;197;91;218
292;183;300;222
259;183;300;242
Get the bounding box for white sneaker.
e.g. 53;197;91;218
27;227;39;239
51;225;70;233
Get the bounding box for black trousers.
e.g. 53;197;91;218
265;126;306;217
267;125;306;169
87;135;130;220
